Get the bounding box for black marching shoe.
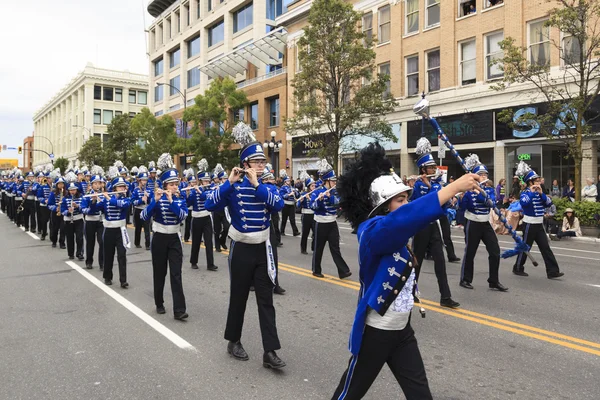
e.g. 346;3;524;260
207;265;218;271
301;250;308;254
513;269;529;277
277;243;283;247
548;272;565;279
440;298;460;308
104;279;112;286
40;234;46;241
135;244;142;249
227;341;249;361
174;312;189;321
489;282;509;291
121;282;129;289
312;272;325;278
221;242;228;250
448;257;461;263
215;247;222;253
156;305;166;314
263;351;286;369
60;245;66;250
77;255;84;261
191;264;199;269
274;285;286;295
339;271;352;280
293;231;301;237
69;256;74;260
99;265;104;271
85;264;93;270
459;280;474;289
145;246;150;251
51;243;56;248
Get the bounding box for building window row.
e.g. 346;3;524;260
94;85;147;105
93;109;115;125
208;19;225;47
234;3;253;33
188;67;201;88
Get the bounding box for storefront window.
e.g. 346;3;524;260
542;144;574;188
414;148;494;183
506;145;541;191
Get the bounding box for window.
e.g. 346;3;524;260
169;76;181;96
184;3;190;26
129;90;136;104
187;35;200;58
154;57;164;76
169;47;181;68
426;0;440;27
197;0;201;18
267;0;283;20
175;11;180;33
379;62;391;99
378;6;390;44
166;17;172;39
233;108;245;122
426;50;440;91
250;102;259;129
169;104;181;111
155;85;164;102
138;92;147;105
208;20;224;47
485;31;504;80
115;88;123;102
115;111;123;117
562;30;582;66
234;3;253;33
93;109;101;124
208;0;212;11
129;112;137;118
406;55;419;96
460;39;476;85
529;20;549;66
188;67;200;88
459;0;476;18
483;0;504;10
94;85;101;100
362;12;373;46
405;0;419;34
103;110;113;125
269;97;279;126
155;110;164;117
103;87;113;101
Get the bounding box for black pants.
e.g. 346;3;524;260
9;196;16;221
15;199;23;226
1;193;5;213
23;199;37;231
513;223;560;275
184;213;192;241
213;210;230;249
439;214;457;260
65;219;84;258
36;201;42;232
281;204;299;235
151;232;186;313
190;216;214;267
225;241;280;352
332;324;432;400
85;220;104;267
38;206;49;236
103;227;127;283
50;212;65;246
271;212;281;245
413;221;452;299
557;230;577;238
460;220;500;284
300;213;315;252
270;223;281;287
134;208;150;248
312;221;350;277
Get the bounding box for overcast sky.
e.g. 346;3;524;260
0;0;153;164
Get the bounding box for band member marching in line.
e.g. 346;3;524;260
211;163;230;252
81;166;106;270
459;154;508;291
6;172;16;222
310;159;352;279
15;173;25;228
181;169;193;243
131;166;151;250
22;171;38;232
188;159;218;272
334;142;483;400
513;161;565;279
35;169;47;234
141;153;189;320
279;170;300;237
297;170;316;254
61;172;85;261
205;121;286;369
48;172;67;249
261;166;286;295
411;138;460;309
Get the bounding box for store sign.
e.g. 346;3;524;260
518;153;531;161
407;112;494;148
292;134;326;158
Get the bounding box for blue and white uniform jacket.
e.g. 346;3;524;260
147;178;157;194
131;186;151;210
520;189;552;224
186;186;211;218
349;193;444;356
22;181;36;200
37;184;51;207
279;185;298;206
296;192;314;215
78;181;88;195
141;193;188;234
310;186;339;223
88;194;130;228
80;191;103;222
205;177;284;244
461;186;495;223
60;194;84;222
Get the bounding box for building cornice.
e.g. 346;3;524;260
275;0;312;27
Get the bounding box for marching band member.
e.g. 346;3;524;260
77;168;88;194
15;173;25;228
48;172;66;249
181;169;193;242
81;167;105;270
297;171;316;254
61;173;84;261
0;172;6;215
35;170;45;234
513;161;564;279
147;161;158;193
188;159;218;271
459;154;508;291
310;159;352;279
205;122;286;369
37;168;52;240
22;171;38;232
7;172;16;223
279;170;300;237
261;166;286;295
334;142;482;400
141;153;189;320
131;167;151;250
211;164;230;252
411;138;459;308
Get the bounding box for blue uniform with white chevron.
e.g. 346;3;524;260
60;192;84;259
187;186;216;269
80;189;105;269
131;185;152;249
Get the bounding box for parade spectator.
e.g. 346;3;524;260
496;178;506;206
582;177;597;202
551;208;582;240
596;174;600;202
510;176;521;199
544;201;558;235
550;179;561;198
468;4;476;14
562;179;575;202
540;177;548;194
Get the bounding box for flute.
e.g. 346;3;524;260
83;191;122;198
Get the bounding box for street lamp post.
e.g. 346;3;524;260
73;125;93;147
31;135;55;165
157;82;188;169
263;131;283;177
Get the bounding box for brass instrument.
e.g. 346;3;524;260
17;201;24;214
56;192;64;216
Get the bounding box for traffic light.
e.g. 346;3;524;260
18;146;22;154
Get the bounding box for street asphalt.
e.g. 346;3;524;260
0;211;599;400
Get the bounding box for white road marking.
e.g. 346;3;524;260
26;232;40;240
65;261;196;352
450;235;600;254
20;226;25;231
586;284;600;288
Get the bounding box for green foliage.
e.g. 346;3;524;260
286;0;398;171
77;137;109;169
105;114;138;166
129;108;178;166
53;157;69;174
552;197;600;226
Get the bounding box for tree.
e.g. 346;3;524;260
77;137;108;168
183;77;248;170
129;108;178;166
105;114;138;166
492;0;600;201
53;157;69;174
286;0;398;172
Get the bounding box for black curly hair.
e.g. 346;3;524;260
337;142;393;230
